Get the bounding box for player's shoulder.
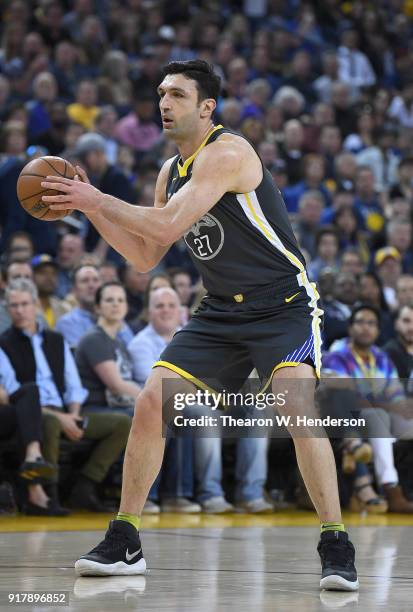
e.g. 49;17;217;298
212;130;254;156
196;130;257;171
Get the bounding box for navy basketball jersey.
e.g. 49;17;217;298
165;125;309;298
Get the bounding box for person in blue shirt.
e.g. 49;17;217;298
56;264;133;349
323;304;413;513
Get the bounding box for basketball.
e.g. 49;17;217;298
16;156;75;221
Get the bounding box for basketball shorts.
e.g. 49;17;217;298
153;277;323;394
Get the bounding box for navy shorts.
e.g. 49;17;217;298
154;276;323;394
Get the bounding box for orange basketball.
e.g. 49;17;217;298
16;156;75;221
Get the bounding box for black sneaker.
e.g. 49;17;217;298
318;530;359;591
75;520;146;576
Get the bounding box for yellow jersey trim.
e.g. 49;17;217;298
152;360;225;406
238;190;323;378
258;360;320;395
177;124;224;177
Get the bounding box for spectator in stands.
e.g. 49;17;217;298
307;226;340;281
0;347;59;515
389;157;413;201
120;263;150;324
94;105;119;165
56;234;85;299
75;281;141;416
31;255;71;329
343;107;375;155
73;132;136;261
224;57;248;99
385;305;413;394
51;40;82;99
0;142;58;255
305;102;336;153
115;87;162;154
67;79;99;129
333;207;369;262
283;154;331;214
98;50;132;107
26;71;58;140
169;266;193;312
356;125;400;191
396;275;413;309
258;141;278;169
333;152;357;192
219;98;242;131
134;272;173;332
273;85;305;120
322;271;360;349
337;27;376;92
386;219;413;275
242;79;271;120
324;304;413;512
313;49;339;104
33;100;69;156
340;248;365;278
1;279;130;512
294;191;325;259
278;119;305;185
55;264;100;349
359;272;395;345
99;260;119;284
62;0;95;43
388;79;413;128
374;247;402;311
318;124;342;179
331;81;357;137
56;264;132;349
128;287;200;513
283;50;317;106
354;166;384;234
0;260;34;334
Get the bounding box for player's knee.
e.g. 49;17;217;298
131;389;162;432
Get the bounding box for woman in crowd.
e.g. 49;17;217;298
75;281;141;416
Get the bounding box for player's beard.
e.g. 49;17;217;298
164;111;200;142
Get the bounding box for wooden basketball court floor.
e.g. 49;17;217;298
1;511;413;611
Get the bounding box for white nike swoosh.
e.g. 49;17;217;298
126;547;142;562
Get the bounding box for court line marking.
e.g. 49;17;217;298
0;565;411;581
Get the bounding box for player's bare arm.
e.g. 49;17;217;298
41;134;261;248
43;160;173;271
83;159;173;270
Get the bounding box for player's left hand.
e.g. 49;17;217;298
41;166;103;213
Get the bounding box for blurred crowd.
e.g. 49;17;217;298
2;0;413;516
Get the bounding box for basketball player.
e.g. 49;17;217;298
41;60;358;591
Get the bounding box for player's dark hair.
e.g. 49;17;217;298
349;303;381;326
161;60;221;102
